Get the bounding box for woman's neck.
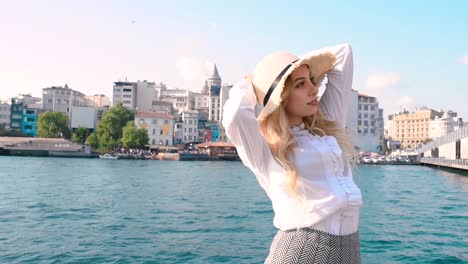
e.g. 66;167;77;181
288;116;303;127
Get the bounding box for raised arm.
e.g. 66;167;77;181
222;78;280;189
317;43;354;128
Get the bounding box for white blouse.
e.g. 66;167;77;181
222;43;363;236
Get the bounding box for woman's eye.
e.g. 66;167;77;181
296;82;304;88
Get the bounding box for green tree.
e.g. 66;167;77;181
37;112;71;138
85;133;99;148
0;126;24;137
72;127;90;144
121;121;149;148
96;103;134;148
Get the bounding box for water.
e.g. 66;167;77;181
0;157;467;264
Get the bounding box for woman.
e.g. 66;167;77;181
222;43;363;263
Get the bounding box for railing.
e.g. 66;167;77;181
416;126;468;154
420;157;468;166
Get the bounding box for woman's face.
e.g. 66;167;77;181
284;64;319;124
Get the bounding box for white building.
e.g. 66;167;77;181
85;94;111;107
112;80;156;111
0;102;10;129
429;111;462;139
151;100;173;112
174;121;184;144
355;93;384;152
181;110;199;143
135;80;157;112
345;89;359;149
42;84;92;115
113;81;136;109
135;111;174;146
160;88;194;114
194;92;210;112
71;106;97;130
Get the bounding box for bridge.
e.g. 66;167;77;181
416;126;468;171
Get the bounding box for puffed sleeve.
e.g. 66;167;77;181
222;78;280;189
318;43;354;128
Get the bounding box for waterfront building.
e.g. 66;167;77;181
42;84;92;115
388;107;443;150
135;111;174;146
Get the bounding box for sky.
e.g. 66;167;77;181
1;0;467;124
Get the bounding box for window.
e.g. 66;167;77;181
189;120;192;125
358;120;362;125
189;128;192;133
371;106;375;110
358;105;362;110
152;129;155;135
189;135;192;141
370;114;375;119
165;140;169;145
371;129;375;134
364;105;368;110
55;99;61;104
364;128;368;134
164;119;169;124
364;114;368;118
152;139;155;144
364;121;368;126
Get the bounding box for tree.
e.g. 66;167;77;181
72;127;90;144
85;133;99;148
96;103;134;148
37;112;71;138
0;126;29;137
121;121;149;149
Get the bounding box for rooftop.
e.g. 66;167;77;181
135;111;173;119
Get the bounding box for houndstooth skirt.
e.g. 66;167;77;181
264;227;361;264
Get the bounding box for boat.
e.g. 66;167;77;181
99;153;119;159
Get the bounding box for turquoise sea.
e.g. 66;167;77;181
0;157;467;263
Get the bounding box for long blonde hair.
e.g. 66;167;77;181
259;77;358;197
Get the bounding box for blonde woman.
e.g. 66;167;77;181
222;43;363;263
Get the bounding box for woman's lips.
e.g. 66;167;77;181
307;98;319;106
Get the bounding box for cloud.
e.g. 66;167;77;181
460;55;468;65
360;71;416;123
366;72;401;90
175;56;214;91
397;96;415;111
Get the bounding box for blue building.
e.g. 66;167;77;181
22;108;38;137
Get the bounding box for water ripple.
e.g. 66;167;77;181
0;157;467;263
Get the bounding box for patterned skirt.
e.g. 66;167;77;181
264;227;361;264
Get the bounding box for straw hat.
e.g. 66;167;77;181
252;49;336;121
